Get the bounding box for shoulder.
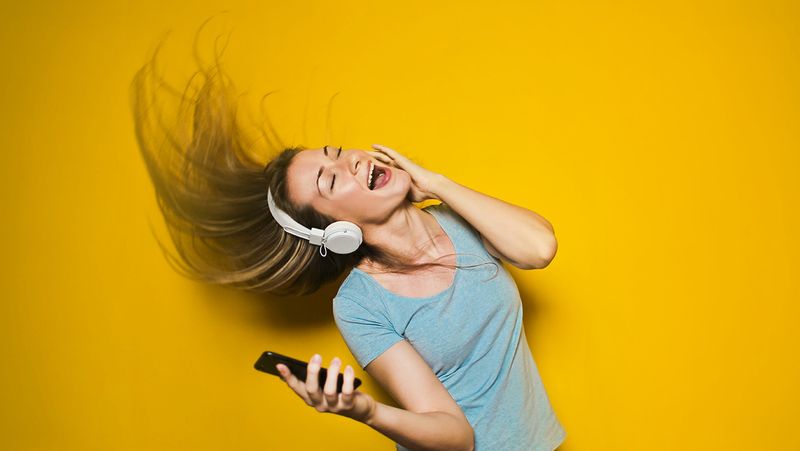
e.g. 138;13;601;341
336;267;373;300
426;202;492;256
425;202;470;233
333;270;388;319
423;201;451;219
336;264;393;300
332;274;404;370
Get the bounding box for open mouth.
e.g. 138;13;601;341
368;162;390;190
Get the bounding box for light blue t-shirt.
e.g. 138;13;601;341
332;202;566;451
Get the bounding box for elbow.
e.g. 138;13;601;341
536;247;557;269
514;239;556;270
533;235;558;269
461;429;475;451
462;422;475;451
447;414;474;451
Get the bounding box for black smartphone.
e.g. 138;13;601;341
254;351;362;393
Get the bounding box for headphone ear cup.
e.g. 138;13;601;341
323;221;363;254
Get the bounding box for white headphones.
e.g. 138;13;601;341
266;188;363;257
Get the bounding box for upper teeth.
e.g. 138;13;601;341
368;161;375;189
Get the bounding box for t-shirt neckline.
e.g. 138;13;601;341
351;205;460;301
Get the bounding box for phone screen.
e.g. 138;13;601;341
254;351;362;393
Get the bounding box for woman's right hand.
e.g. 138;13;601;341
276;354;376;423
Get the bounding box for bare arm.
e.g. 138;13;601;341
431;174;557;270
275;341;473;451
369;144;556;270
364;403;473;451
360;340;474;451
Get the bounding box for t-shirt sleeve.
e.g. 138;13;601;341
332;295;405;370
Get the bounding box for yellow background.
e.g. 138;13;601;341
2;1;798;450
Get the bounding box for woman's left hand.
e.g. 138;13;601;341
369;144;444;203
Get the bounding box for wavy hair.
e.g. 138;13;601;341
129;28;497;297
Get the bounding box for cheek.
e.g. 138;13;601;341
391;169;411;190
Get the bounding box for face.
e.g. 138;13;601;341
285;146;411;225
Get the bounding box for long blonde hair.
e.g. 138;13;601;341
129;28;495;297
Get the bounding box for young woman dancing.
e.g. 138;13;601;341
130;42;566;451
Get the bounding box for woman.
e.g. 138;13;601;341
130;40;566;451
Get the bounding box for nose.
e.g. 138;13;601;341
348;153;358;175
330;148;369;185
344;151;367;178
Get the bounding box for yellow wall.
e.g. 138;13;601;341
2;1;798;449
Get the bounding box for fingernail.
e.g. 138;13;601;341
312;354;321;363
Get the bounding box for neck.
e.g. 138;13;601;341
356;203;447;272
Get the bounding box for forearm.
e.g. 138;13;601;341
363;401;474;451
431;174;557;268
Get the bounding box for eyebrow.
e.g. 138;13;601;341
316;146;342;195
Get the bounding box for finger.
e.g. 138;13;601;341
323;357;342;405
369;151;393;163
276;363;298;385
371;143;403;159
306;354;323;404
276;364;313;405
340;364;355;406
369;151;400;170
372;144;415;167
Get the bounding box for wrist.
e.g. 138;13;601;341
429;173;451;201
363;399;380;426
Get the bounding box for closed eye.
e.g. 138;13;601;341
320;145;343;193
331;146;342;191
